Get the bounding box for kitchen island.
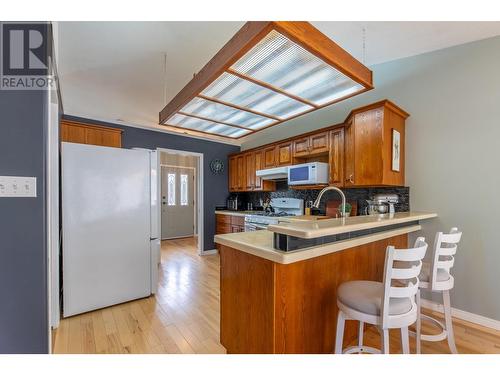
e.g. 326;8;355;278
214;212;437;354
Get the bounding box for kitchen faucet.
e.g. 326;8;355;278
312;186;347;217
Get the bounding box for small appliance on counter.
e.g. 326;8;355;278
244;198;304;231
365;193;399;215
288;162;329;185
227;195;241;211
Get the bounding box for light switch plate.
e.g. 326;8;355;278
0;176;37;197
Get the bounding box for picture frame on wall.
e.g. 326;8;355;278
392;129;401;172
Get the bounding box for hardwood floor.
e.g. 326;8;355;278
53;237;225;354
52;236;500;354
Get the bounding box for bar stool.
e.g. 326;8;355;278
335;238;428;354
414;228;462;354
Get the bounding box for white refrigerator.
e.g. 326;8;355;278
61;142;161;317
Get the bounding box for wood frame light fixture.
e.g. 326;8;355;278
159;21;373;139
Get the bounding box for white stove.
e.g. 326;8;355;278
244;198;304;231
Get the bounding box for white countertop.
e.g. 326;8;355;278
214;224;423;264
215;210;261;217
268;211;437;239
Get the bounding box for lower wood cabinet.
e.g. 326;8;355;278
216;214;245;235
61;120;123;148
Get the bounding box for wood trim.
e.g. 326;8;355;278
346;99;410;121
159;22;275;124
160;123;243;140
272;22;373;89
197;94;281;121
177;111;256;132
158;21;374;140
226;68;319;108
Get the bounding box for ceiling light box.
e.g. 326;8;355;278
159;21;374;139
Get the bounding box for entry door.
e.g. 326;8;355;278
161;166;195;239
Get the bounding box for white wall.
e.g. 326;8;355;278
242;36;500;320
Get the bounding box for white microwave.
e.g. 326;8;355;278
287;162;329;185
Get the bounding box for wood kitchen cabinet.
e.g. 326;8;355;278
236;155;246;191
228;156;238;191
329;127;345;187
276;142;293;166
216;214;244;235
61;120;122;148
344;101;408;187
263;146;277;169
245;152;256;190
227;99;408;192
293;131;329;157
229;150;275;193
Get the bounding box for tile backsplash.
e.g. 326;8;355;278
231;182;409;215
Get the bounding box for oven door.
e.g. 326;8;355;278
244;222;268;231
288;165;312;185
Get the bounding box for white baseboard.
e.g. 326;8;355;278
201;249;218;255
421;298;500;331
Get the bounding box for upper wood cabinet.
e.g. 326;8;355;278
329;128;345;187
293;131;329;158
227;99;408;192
228;156;238;191
61;120;122;148
344;101;408;187
245;152;256;191
228;150;275;193
276;142;293;166
263;146;277;169
236;154;246;191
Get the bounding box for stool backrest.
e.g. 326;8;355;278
430;227;462;289
381;237;428;328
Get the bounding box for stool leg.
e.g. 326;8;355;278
358;322;364;347
335;310;346;354
443;290;458;354
381;329;390;354
400;326;410;354
416;289;422;354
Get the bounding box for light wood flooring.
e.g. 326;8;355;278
52;237;500;354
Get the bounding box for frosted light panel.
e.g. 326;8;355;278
232;30;364;106
167;113;251;138
181;97;274;130
202;72;313;119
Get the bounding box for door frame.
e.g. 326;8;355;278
157;148;204;255
160;164;197;240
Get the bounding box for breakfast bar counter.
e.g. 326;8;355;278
214;212;437;354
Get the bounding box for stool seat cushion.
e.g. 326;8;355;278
337;280;412;316
419;262;451;282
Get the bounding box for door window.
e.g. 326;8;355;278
167;173;176;206
180;174;188;206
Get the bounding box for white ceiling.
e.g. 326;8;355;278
56;21;500;144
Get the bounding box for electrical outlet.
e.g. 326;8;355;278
0;176;37;197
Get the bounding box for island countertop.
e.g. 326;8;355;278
214;211;437;264
268;211;437;239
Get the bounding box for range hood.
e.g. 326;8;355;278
159;22;373;140
256;166;289;180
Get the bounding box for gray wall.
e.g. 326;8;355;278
243;36;500;320
0;91;49;353
63;115;240;251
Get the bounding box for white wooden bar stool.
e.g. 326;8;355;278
335;238;428;354
414;228;462;354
